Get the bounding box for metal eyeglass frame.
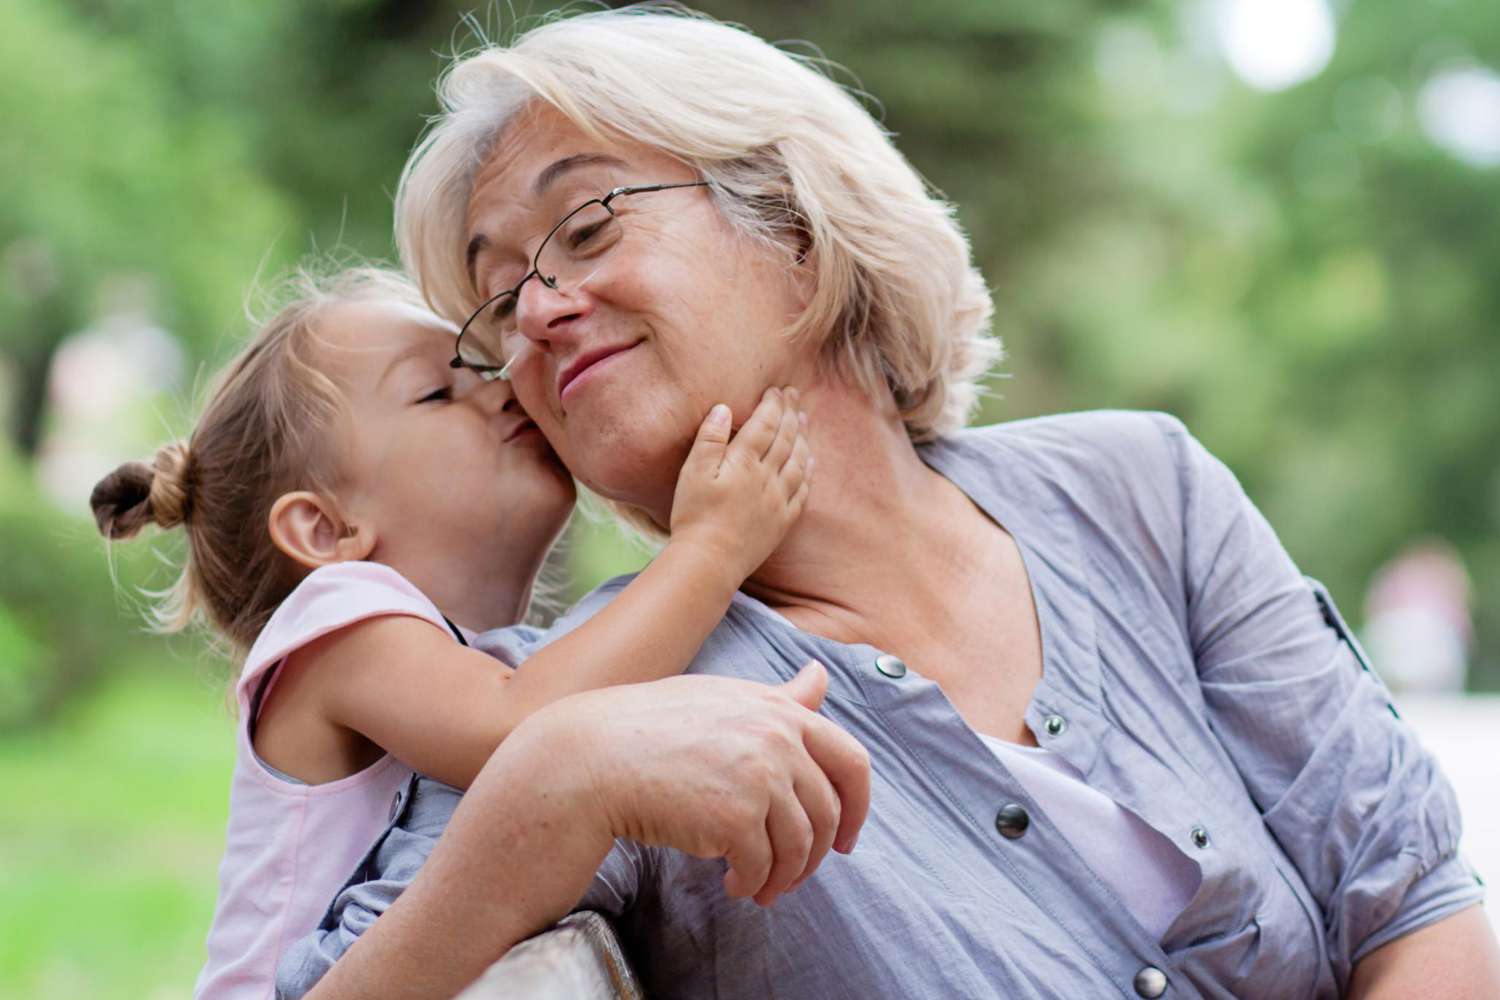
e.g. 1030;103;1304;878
451;180;713;381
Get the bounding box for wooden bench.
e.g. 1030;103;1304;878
453;911;642;999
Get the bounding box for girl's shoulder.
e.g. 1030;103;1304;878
238;561;449;702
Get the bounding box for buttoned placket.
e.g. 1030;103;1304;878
852;646;1198;999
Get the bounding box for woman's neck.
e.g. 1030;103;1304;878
740;381;976;644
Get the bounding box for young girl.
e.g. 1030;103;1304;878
89;267;811;1000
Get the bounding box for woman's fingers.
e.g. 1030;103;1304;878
722;814;774;900
753;782;816;906
800;713;872;854
787;767;840;893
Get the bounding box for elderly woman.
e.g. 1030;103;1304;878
281;8;1498;999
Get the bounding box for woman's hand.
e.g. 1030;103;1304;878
300;664;869;1000
557;659;869;907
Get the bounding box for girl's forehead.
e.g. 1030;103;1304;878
314;300;457;384
318;301;454;350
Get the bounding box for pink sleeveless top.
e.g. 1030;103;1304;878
193;562;459;999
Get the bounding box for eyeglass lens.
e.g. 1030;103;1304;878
457;202;623;376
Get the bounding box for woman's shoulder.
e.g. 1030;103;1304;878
943;408;1186;464
930;409;1197;503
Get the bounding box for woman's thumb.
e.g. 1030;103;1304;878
782;660;828;711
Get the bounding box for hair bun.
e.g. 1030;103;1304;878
148;441;192;528
89;441;192;540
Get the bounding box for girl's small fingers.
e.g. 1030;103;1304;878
788;475;811;520
763;401;801;469
728;388;784;462
780;434;811;489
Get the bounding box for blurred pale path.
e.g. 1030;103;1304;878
1397;695;1500;937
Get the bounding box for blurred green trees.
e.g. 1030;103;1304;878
2;0;1499;730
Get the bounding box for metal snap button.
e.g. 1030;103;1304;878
1133;965;1168;998
1190;824;1210;849
994;803;1030;839
1043;714;1066;737
874;654;907;679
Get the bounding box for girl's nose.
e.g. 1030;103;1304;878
462;373;514;415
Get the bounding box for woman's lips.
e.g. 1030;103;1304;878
558;341;641;407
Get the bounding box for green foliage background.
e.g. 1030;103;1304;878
1;0;1497;995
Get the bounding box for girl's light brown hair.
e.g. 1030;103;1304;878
89;266;428;658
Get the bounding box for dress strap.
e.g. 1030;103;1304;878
443;616;469;647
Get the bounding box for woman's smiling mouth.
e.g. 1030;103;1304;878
557;339;644;407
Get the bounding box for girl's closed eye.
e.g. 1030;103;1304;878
416;385;453;404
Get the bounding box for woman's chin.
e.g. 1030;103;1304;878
573;449;679;521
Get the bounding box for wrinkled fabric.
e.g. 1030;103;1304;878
279;411;1482;1000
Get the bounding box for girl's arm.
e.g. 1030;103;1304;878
266;389;810;790
497;387;812;730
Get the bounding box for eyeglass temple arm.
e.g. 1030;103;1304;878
605;180;714;203
498;343;529;381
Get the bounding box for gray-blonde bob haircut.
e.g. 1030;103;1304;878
396;3;999;442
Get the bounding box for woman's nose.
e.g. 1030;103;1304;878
514;276;593;344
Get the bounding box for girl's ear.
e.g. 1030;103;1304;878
268;491;376;570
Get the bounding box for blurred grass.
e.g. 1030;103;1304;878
0;658;233;999
0;515;647;999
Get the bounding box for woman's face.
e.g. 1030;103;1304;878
464;105;813;522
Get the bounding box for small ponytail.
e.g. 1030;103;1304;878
90;441;193;540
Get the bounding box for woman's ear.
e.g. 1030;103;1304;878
268;491;376;570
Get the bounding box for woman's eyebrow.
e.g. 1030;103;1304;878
532;153;628;197
466;153;629;287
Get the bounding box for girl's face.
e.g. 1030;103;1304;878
318;299;575;582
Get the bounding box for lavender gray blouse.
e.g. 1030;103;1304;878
279;410;1483;999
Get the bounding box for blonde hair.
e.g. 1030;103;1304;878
396;3;1000;444
90;266;432;658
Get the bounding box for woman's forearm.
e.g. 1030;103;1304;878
302;666;870;999
304;709;614;1000
1348;905;1500;999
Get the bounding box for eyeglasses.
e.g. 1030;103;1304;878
451;180;713;381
